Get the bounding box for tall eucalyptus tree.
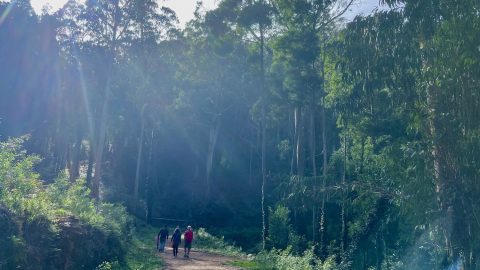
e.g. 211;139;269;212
205;0;275;249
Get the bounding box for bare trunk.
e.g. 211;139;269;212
134;104;146;210
426;82;460;265
248;117;254;186
310;98;317;243
146;130;154;224
384;235;389;270
296;107;305;176
376;232;382;270
291;107;298;175
319;43;328;255
86;139;94;186
92;130;105;199
261;105;267;251
91;63;113;199
249;140;254;186
360;136;366;175
69;137;82;182
206;119;221;198
91;0;121;199
260;23;267;251
341;127;348;254
320;101;328;254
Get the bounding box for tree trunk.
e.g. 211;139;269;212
146;129;154;224
91;0;121;199
134;104;146;210
206;118;221;198
376;232;382;270
319;44;329;255
69;136;82;182
91;67;112;199
426;82;459;264
310;97;317;243
341;127;348;255
86;139;94;186
384;235;389;270
291;107;298;176
248;119;254;186
249;140;254;186
260;22;267;251
296;107;305;176
320;101;328;255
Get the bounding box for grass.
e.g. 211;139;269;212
123;221;164;270
193;227;275;269
193;227;245;257
228;260;273;270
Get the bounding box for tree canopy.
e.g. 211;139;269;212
1;0;479;269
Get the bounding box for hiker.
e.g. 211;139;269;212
183;225;194;258
157;225;169;252
171;226;181;257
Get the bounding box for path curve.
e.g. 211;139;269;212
159;247;241;270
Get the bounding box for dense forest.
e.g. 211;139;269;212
1;0;479;269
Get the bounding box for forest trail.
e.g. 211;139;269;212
158;247;241;270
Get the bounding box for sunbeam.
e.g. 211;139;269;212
0;1;13;26
73;48;94;140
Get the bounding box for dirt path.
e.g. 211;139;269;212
158;247;242;270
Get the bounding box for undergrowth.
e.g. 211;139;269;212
194;227;245;257
193;228;339;270
1;138;338;270
0;138;131;269
123;222;164;270
229;247;338;270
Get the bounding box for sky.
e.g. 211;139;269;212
30;0;384;26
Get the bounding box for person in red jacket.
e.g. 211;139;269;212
183;225;194;258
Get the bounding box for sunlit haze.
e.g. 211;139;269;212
29;0;383;25
1;0;476;268
29;0;218;26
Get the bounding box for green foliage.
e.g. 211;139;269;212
0;137;42;215
229;259;267;270
124;222;164;270
2;0;480;268
268;205;291;250
277;140;291;161
267;204;307;254
194;227;244;257
248;248;338;270
96;261;121;270
0;138;132;269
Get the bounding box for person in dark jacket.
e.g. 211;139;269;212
171;226;181;257
157;226;169;252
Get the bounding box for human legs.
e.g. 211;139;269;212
184;241;191;257
173;245;178;257
159;240;166;252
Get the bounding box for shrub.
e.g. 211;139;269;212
194;227;243;256
252;247;338;270
0;138;132;269
0;207;24;269
267;205;308;254
268;206;291;250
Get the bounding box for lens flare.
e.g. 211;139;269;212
0;1;13;26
